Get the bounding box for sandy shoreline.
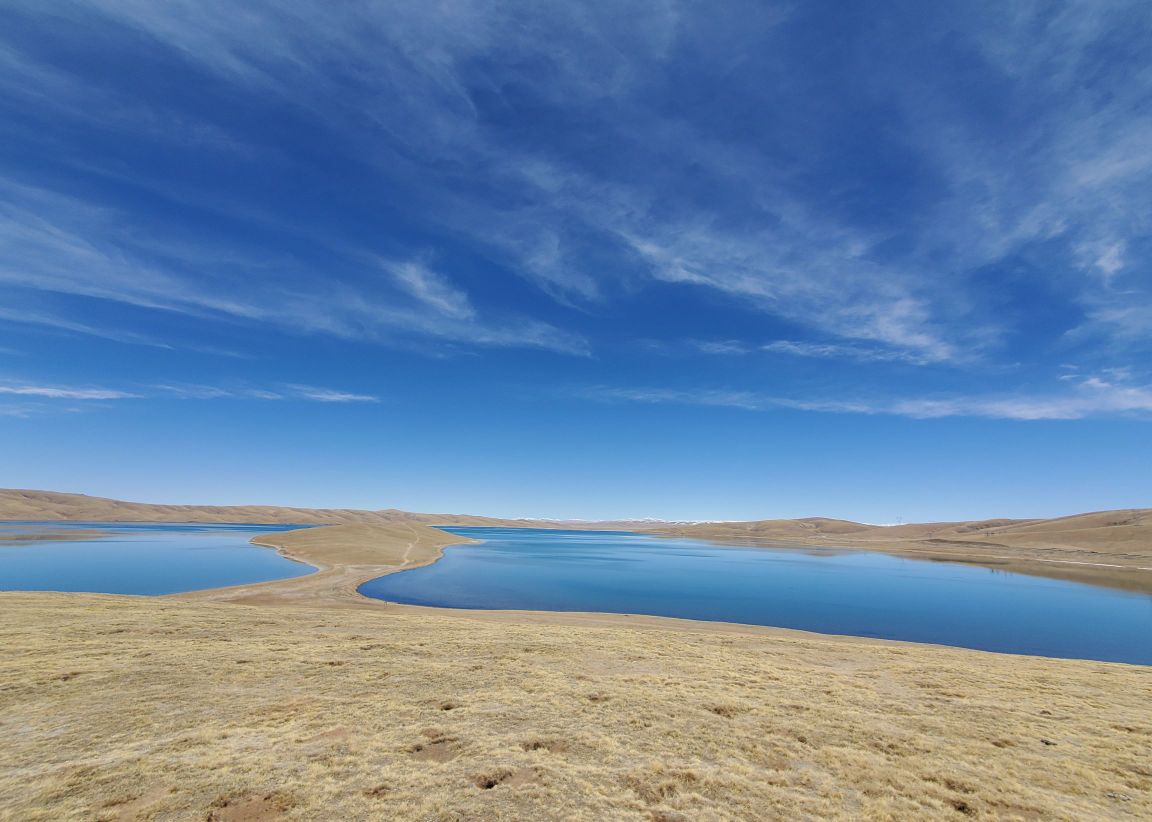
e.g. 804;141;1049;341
0;526;112;543
659;534;1152;594
173;522;1152;654
176;522;474;610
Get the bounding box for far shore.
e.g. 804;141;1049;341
649;531;1152;594
0;527;111;544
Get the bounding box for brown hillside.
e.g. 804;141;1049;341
0;488;670;531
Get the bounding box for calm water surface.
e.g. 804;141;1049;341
0;521;314;595
360;527;1152;664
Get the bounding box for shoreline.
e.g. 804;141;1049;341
648;531;1152;594
175;523;1152;662
0;526;113;544
175;525;934;651
176;522;474;610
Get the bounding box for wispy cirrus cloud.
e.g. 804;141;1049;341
0;305;174;349
0;181;587;356
584;387;766;412
580;385;879;415
381;259;475;321
0;384;140;400
152;384;280;401
1;380;378;404
581;374;1152;421
153;383;379;403
692;339;938;365
887;377;1152;421
287;386;378;403
761;340;934;365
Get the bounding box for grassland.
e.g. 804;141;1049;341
2;593;1150;821
1;523;1150;820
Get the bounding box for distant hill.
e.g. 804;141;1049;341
0;489;671;530
650;509;1152;559
3;489;1149;561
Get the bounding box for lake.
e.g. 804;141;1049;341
360;527;1152;665
0;521;314;595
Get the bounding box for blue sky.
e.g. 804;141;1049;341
1;1;1150;521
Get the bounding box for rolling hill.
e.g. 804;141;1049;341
0;489;668;531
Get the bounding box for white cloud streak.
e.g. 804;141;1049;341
382;259;475;321
153;383;379;402
0;306;174;348
693;339;935;365
283;385;378;403
583;375;1152;421
1;381;378;404
0;384;140;400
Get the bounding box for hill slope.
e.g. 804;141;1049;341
651;509;1152;591
651;509;1152;556
0;488;670;530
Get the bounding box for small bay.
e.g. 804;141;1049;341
0;521;314;595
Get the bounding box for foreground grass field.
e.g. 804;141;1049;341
3;592;1150;821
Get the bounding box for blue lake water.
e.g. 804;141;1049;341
360;527;1152;665
0;521;315;595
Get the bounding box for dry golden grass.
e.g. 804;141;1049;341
2;593;1150;821
252;522;473;569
